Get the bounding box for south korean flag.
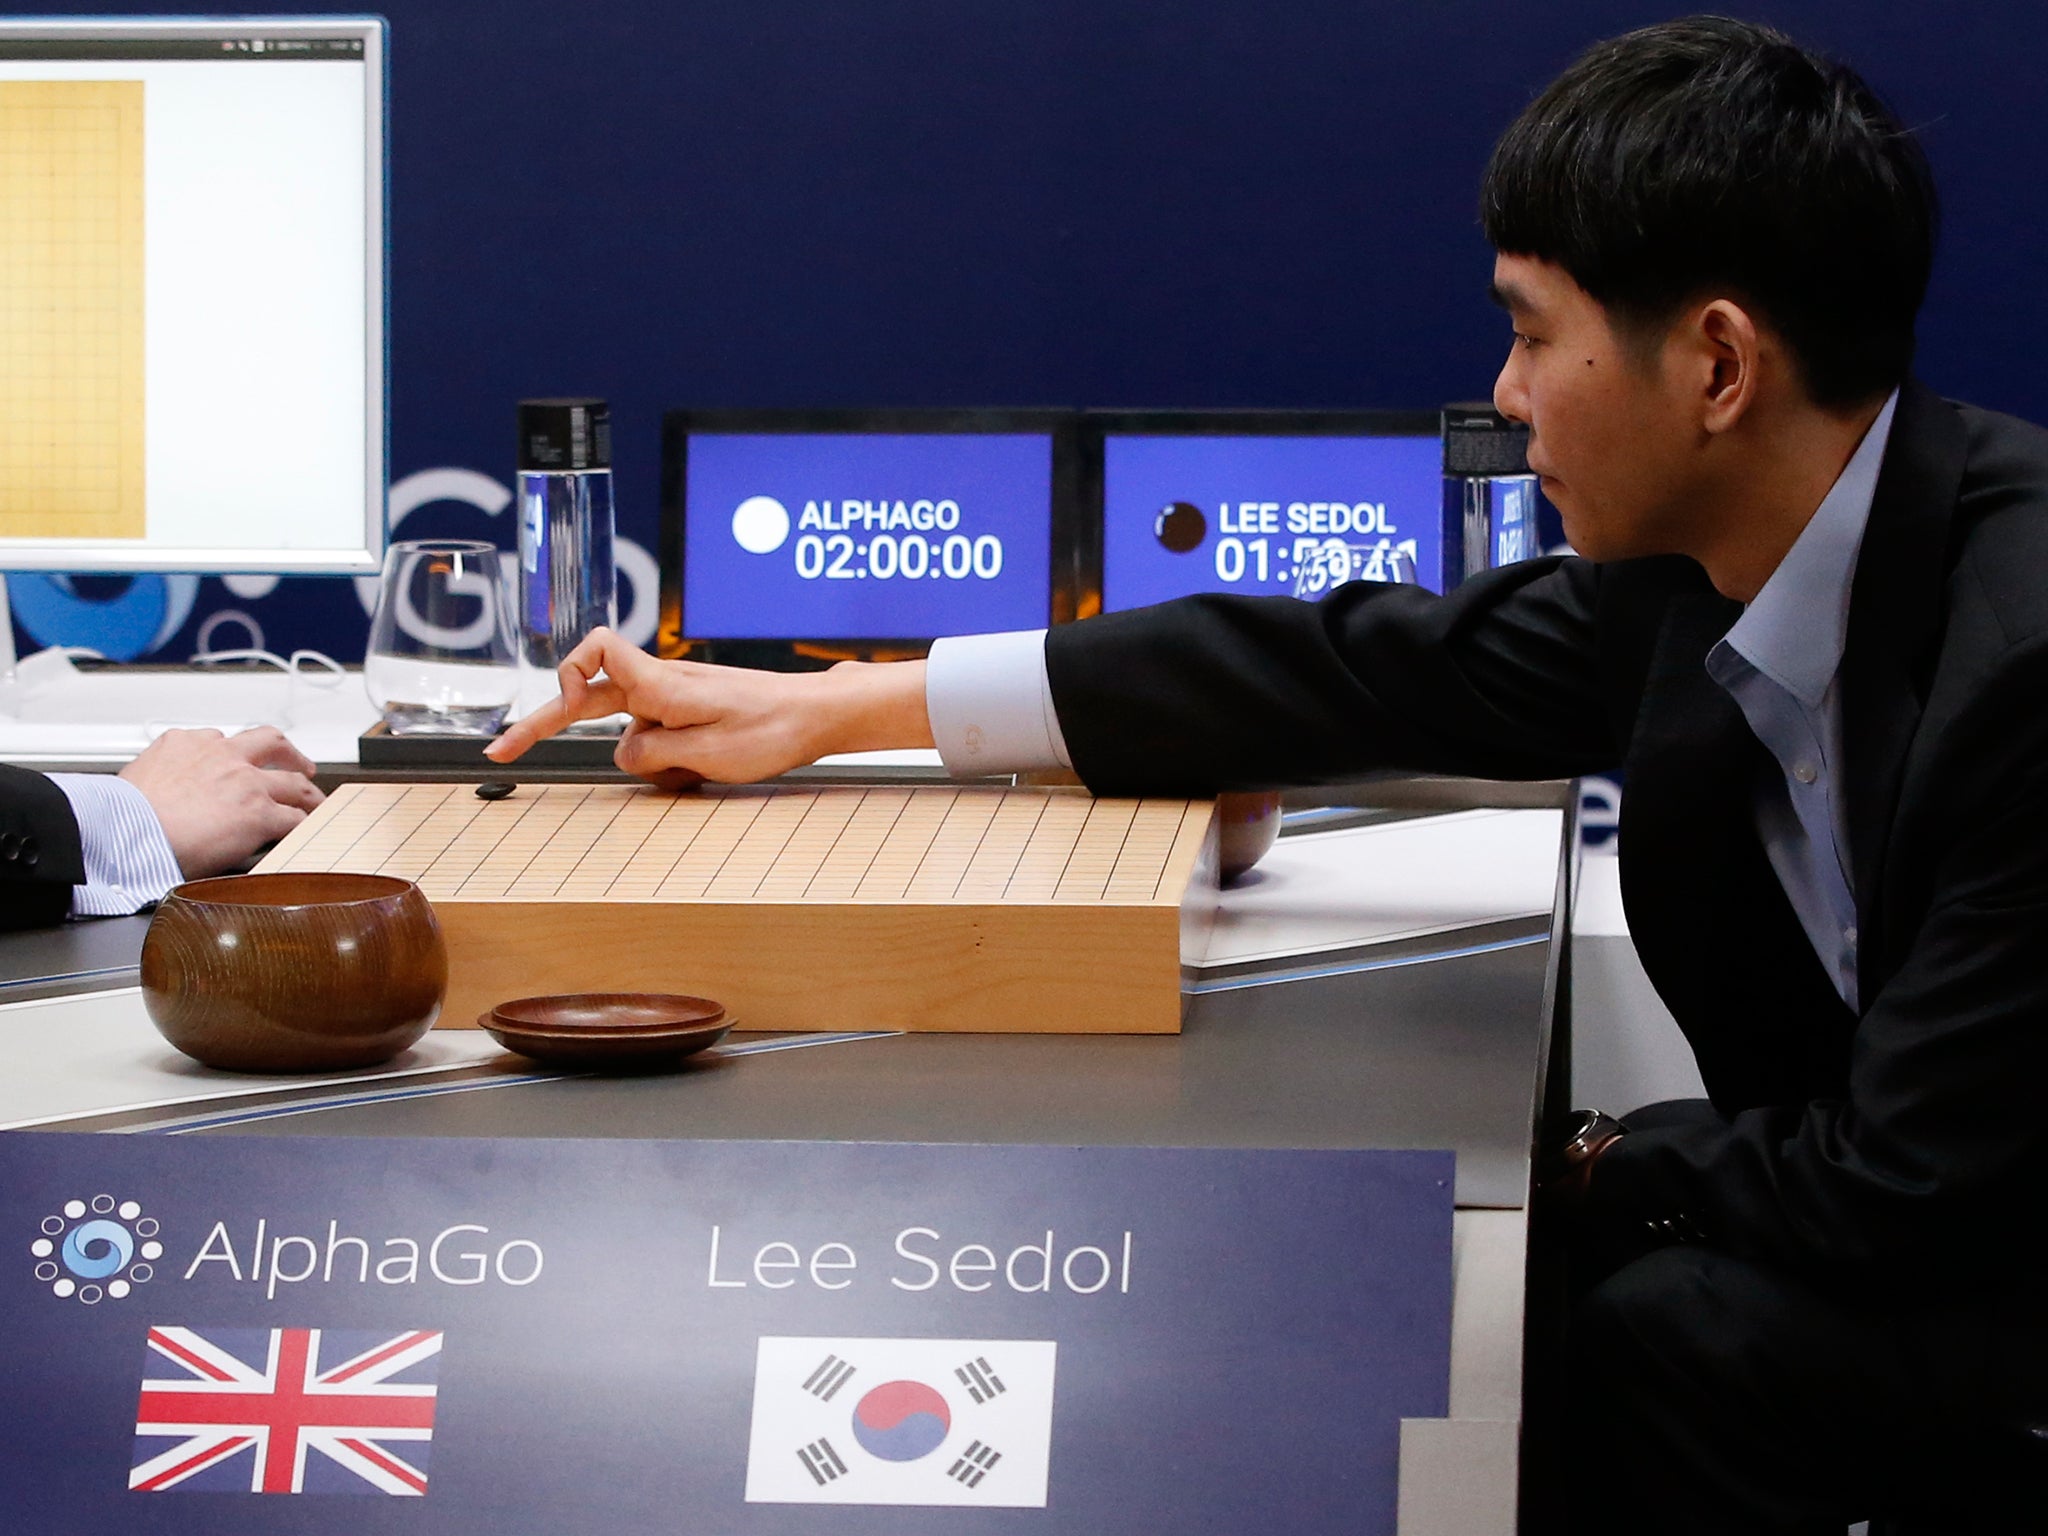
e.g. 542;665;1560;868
744;1337;1057;1507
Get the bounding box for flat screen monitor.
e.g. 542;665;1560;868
1088;412;1444;611
0;17;385;573
659;410;1078;659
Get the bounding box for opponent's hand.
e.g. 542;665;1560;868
484;628;932;785
118;726;325;877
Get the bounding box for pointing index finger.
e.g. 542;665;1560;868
486;677;632;764
486;698;569;763
488;629;657;763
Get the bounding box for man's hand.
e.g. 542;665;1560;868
118;727;324;878
484;628;933;785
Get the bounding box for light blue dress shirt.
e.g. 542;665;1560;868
51;772;185;917
1703;389;1898;1011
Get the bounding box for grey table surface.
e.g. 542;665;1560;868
181;929;1555;1209
6;789;1568;1212
0;913;149;1002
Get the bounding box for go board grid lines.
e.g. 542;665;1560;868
267;784;1205;907
0;80;146;540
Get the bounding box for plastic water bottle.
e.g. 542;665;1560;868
516;397;617;676
1441;403;1540;586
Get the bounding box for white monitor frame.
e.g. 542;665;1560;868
0;15;386;573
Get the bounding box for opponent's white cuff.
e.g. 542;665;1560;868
924;630;1071;776
52;772;184;918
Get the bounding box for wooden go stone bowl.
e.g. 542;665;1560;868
1215;791;1283;884
141;872;448;1072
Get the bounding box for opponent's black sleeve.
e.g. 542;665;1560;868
0;762;88;930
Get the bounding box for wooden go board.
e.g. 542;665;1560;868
255;782;1219;1035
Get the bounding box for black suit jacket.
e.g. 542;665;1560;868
0;763;87;930
1045;379;2048;1291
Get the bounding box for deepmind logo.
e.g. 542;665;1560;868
33;1194;163;1304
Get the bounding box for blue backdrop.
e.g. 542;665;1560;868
11;1;2044;662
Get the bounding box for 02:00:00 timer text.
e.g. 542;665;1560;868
793;533;1005;580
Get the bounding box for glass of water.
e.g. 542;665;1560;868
364;540;519;735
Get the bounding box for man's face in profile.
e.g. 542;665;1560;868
1489;253;1704;564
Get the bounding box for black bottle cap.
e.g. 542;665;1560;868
1441;402;1531;477
518;398;612;471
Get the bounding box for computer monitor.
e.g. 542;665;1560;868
658;409;1080;662
1086;411;1445;611
0;16;385;573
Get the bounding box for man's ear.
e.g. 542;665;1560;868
1694;298;1762;435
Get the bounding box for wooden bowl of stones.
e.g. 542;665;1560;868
1215;790;1283;884
141;872;447;1072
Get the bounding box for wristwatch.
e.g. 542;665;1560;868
1539;1108;1627;1196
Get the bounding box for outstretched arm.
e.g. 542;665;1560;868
485;628;934;785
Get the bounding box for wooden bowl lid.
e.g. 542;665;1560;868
478;999;731;1068
486;992;727;1035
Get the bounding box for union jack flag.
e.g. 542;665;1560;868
130;1326;441;1496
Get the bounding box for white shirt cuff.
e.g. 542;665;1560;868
51;772;184;917
925;630;1072;776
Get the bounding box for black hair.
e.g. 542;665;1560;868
1481;15;1936;410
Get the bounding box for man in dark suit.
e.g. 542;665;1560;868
491;16;2044;1528
0;726;323;930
